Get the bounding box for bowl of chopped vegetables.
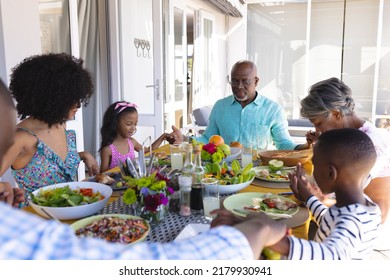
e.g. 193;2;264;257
29;182;113;220
204;159;256;195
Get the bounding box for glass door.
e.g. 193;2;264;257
117;0;164;148
165;0;188;130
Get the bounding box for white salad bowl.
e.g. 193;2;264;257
29;181;112;220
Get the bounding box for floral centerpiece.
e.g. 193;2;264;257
201;142;226;163
192;135;231;164
122;172;173;225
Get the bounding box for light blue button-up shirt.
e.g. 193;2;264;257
195;93;297;150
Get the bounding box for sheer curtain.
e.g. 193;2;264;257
77;0;110;163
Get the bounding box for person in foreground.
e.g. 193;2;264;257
0;53;99;205
300;77;390;259
99;101;181;173
0;77;287;260
186;60;309;150
213;128;381;260
275;128;380;259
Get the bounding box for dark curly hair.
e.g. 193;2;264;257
9;53;94;127
99;101;138;151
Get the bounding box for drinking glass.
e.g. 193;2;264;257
170;144;183;170
201;178;219;220
241;145;253;168
256;127;270;159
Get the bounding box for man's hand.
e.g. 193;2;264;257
170;125;184;144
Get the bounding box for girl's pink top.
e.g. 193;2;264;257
108;138;136;169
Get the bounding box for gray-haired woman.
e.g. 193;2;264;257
299;77;390;259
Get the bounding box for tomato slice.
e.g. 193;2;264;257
80;188;93;197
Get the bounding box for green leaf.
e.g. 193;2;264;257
241;163;253;175
231;159;241;175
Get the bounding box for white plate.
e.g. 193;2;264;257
223;192;299;219
252;166;293;183
175;223;210;241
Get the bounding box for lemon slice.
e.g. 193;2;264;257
269;159;284;171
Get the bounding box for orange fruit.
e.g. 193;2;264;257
209;135;224;146
230;141;243;149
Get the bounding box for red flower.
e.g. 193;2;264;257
144;194;161;212
203;143;217;154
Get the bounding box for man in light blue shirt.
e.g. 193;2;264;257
195;60;308;150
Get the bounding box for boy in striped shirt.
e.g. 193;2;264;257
272;128;381;259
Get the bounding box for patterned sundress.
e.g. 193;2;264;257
12;128;81;205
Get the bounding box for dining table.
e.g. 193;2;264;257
22;143;312;243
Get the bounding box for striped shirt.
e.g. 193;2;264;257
0;202;253;260
288;195;381;260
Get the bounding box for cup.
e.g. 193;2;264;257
256;127;270;158
170;144;183;170
201;178;219;220
241;145;253;168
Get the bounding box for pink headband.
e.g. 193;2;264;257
114;102;138;113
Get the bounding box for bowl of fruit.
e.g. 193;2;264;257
198;135;241;164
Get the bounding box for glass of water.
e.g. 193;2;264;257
201;178;219;220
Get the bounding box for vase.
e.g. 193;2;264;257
139;204;167;226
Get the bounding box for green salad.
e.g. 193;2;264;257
30;185;104;207
204;159;255;185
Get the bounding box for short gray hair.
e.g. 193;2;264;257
300;77;355;119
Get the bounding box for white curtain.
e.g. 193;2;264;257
77;0;110;163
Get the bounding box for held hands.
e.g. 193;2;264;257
0;182;25;207
210;209;287;247
210;209;287;258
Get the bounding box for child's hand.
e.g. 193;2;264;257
288;163;313;202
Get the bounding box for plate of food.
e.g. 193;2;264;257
86;172;127;190
223;192;299;219
252;166;292;183
70;214;150;245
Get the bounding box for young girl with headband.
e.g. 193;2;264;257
99;101;179;172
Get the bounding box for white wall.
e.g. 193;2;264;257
0;0;41;83
225;7;247;94
0;0;41;185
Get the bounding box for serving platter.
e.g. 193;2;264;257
71;214;150;245
84;172;127;190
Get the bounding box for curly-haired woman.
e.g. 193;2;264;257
0;53;99;205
